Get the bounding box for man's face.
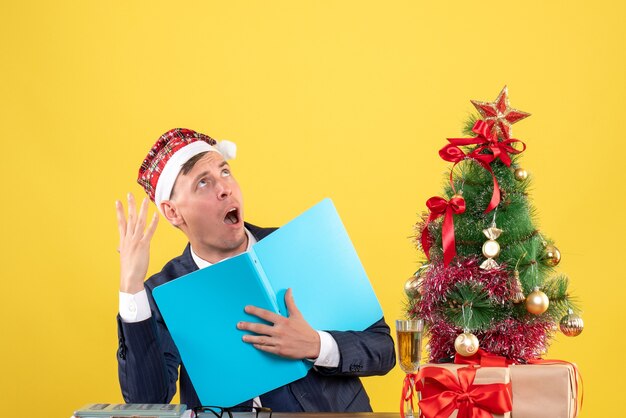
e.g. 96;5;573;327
166;152;246;260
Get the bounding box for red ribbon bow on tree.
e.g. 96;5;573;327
416;366;513;418
438;143;500;214
438;120;527;214
421;195;466;266
447;120;526;167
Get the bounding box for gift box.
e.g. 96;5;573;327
509;362;580;418
416;361;581;418
417;363;512;418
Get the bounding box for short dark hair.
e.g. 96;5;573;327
181;151;209;175
170;151;209;199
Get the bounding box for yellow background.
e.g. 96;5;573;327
1;1;623;417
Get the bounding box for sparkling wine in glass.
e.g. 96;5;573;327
396;319;424;418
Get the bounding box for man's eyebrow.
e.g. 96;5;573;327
191;162;230;184
192;170;210;184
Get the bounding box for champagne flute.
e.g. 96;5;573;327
396;319;424;418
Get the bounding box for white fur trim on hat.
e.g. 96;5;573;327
154;140;237;208
216;140;237;160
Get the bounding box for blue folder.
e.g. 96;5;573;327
152;198;383;407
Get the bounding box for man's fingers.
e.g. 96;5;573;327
144;212;159;241
284;288;301;318
115;200;127;240
243;335;281;355
253;343;279;354
238;321;274;336
242;334;274;345
126;193;136;234
117;193;158;254
244;305;283;324
134;197;149;236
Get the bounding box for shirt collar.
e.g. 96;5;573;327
190;227;257;269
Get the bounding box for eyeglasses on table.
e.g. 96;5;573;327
192;406;272;418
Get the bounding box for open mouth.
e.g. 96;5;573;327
224;207;241;225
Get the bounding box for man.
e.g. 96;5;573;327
115;128;395;411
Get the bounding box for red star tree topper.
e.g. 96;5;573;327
470;86;531;139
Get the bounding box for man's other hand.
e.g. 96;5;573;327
237;288;321;360
115;193;159;294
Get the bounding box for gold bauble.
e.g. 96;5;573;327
514;167;528;181
404;264;429;296
454;332;480;357
543;245;561;267
560;309;584;337
404;276;422;296
526;287;549;315
482;239;501;258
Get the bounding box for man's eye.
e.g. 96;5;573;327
198;179;208;188
222;169;231;177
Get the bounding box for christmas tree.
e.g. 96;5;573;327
406;87;584;363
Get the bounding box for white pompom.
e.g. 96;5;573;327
216;140;237;160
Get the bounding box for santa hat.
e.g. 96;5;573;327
137;128;236;205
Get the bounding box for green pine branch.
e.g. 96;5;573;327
543;274;580;320
443;282;506;331
462;114;479;136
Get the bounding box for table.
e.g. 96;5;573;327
274;415;397;418
196;414;398;418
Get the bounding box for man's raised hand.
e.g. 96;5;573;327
115;193;159;294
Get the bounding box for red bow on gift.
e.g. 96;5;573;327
416;366;513;418
421;195;466;266
454;348;514;368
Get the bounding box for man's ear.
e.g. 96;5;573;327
160;200;183;227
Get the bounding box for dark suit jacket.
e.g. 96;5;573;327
117;224;395;411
